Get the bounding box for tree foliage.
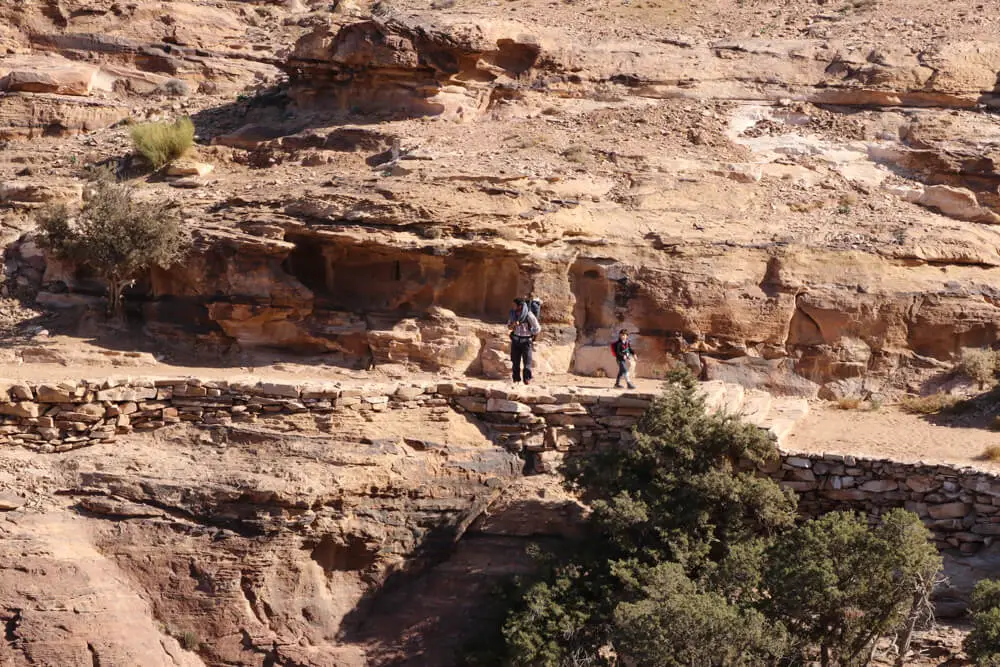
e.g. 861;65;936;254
966;579;1000;665
37;179;188;316
765;509;940;666
495;367;943;667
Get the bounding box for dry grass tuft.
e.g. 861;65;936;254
957;348;999;388
130;117;194;169
983;444;1000;461
900;392;959;415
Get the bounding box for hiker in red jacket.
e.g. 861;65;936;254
610;329;637;389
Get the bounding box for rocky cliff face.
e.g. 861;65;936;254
0;384;531;666
2;2;1000;659
5;1;1000;400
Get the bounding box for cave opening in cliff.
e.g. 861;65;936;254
311;535;377;573
283;240;327;294
284;235;524;319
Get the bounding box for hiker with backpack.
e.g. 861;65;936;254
610;329;637;389
507;297;541;385
526;292;543;321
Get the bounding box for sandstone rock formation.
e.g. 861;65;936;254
3;0;1000;660
4;1;999;400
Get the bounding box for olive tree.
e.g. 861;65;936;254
37;180;188;317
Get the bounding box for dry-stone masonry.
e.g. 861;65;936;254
1;376;998;553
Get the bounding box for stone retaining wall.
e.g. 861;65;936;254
0;378;649;454
765;452;1000;554
1;376;999;552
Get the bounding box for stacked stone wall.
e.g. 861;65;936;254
0;377;997;552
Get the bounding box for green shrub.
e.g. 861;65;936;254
496;368;943;667
37;180;189;316
612;561;789;666
765;509;940;665
965;579;1000;664
129;117;194;168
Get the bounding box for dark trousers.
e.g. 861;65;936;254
511;337;533;382
616;357;632;386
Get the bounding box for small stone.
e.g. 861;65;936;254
926;502;971;520
859;480;897;493
0;493;25;510
486;398;531;414
258;382;300;398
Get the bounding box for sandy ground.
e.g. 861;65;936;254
785;403;1000;470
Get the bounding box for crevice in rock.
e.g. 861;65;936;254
240;574;271;630
86;642;101;667
4;608;21;645
66;490;269;538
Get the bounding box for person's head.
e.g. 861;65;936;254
513;297;525;307
619;329;629;341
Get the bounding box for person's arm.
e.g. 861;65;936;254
528;313;541;336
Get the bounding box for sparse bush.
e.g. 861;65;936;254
900;392;959;415
129;117;194;169
79;163;117;184
983;445;1000;461
179;630;200;651
836;397;861;410
958;348;999;389
36;180;189;316
965;579;1000;665
159;78;191;97
562;144;589;163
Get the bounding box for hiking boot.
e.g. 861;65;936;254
614;383;622;389
523;379;531;386
627;383;636;389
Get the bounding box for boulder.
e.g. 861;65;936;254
703;357;819;397
0;182;82;205
890;184;1000;224
0;65;97;96
486;398;530;414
